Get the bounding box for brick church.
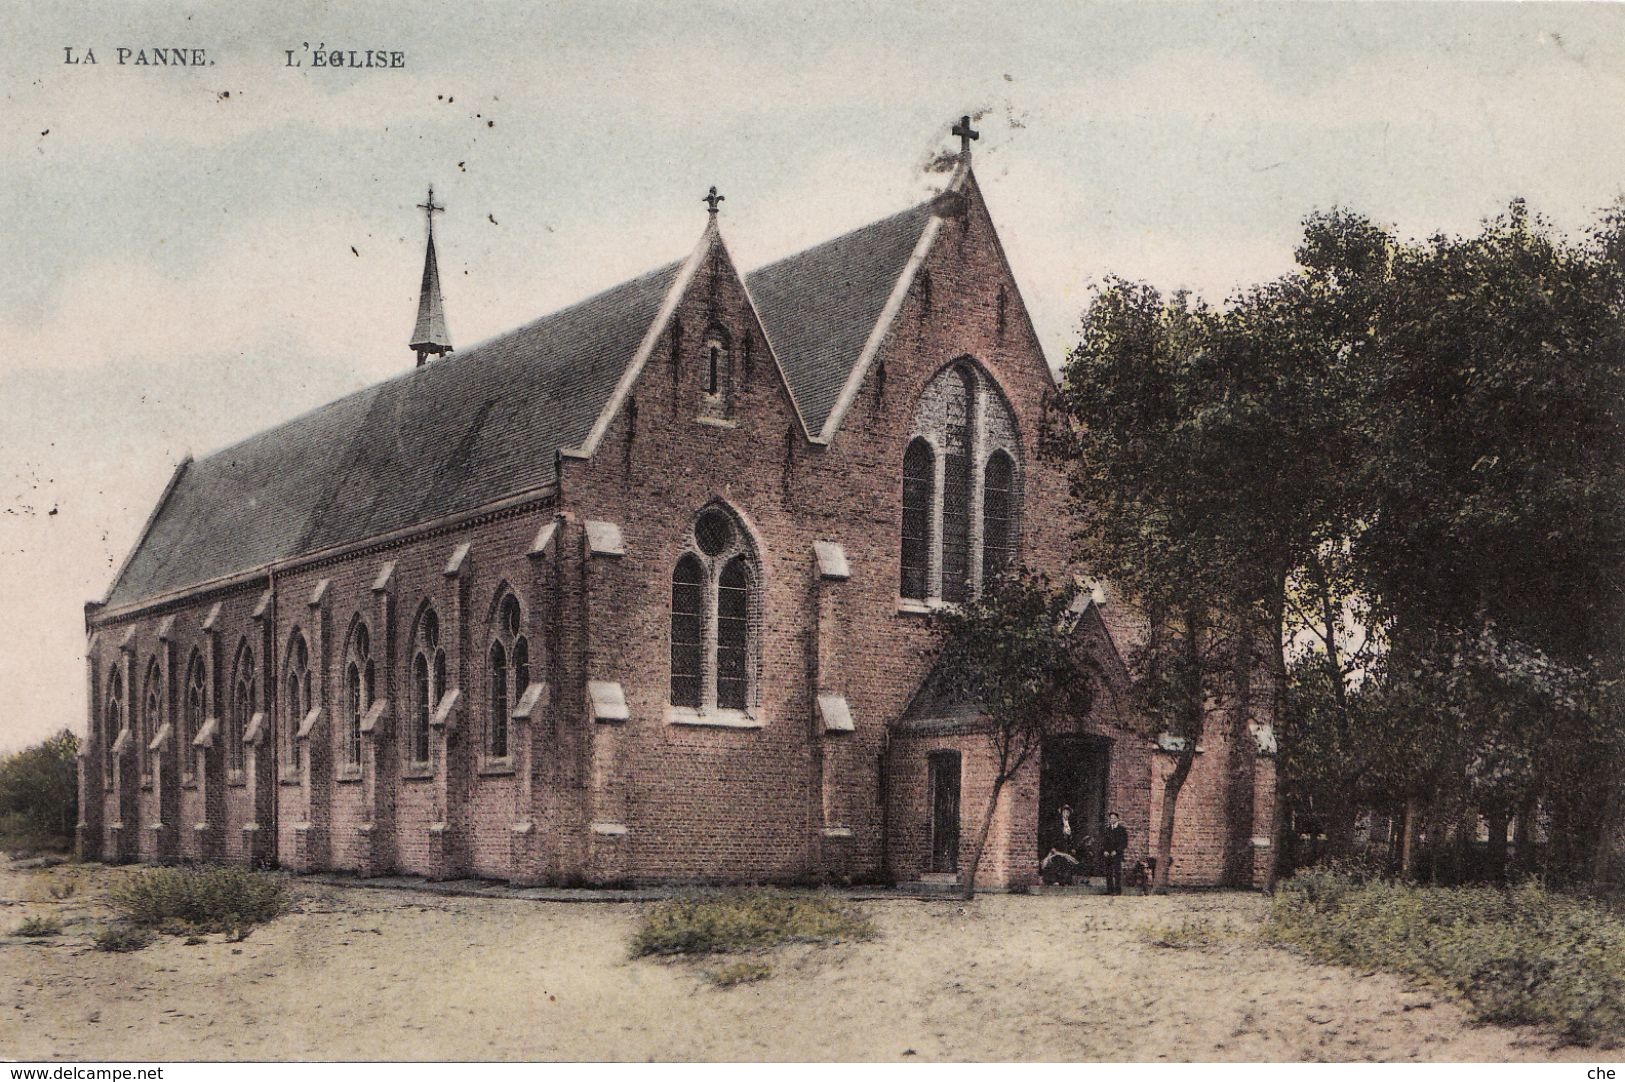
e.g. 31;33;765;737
78;122;1276;889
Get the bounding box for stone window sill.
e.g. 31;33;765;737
279;770;301;786
227;770;246;788
666;706;763;730
140;779;153;792
181;777;198;790
401;765;434;782
478;760;517;777
897;598;937;616
336;766;363;784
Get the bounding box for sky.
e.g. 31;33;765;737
3;0;1624;754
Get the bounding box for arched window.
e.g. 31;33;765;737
901;438;935;601
901;361;1022;605
670;555;705;709
699;325;733;418
104;668;125;788
142;659;162;782
486;592;528;760
230;641;255;774
411;608;444;766
940;367;975;603
344;622;373;769
183;651;205;782
285;632;310;773
983;450;1016;578
669;508;758;716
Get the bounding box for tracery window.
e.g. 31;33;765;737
669;507;758;717
230;641;255;775
103;668;124;789
410;608;446;767
486;591;529;761
284;632;311;773
142;658;162;782
900;361;1023;604
344;621;374;770
183;650;205;782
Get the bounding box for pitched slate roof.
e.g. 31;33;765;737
104;187;951;612
104;260;683;608
746;199;936;437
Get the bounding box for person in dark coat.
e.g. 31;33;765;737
1101;811;1128;895
1040;803;1080;885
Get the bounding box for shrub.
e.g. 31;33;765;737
94;924;154;953
0;731;78;852
709;960;773;987
631;889;875;958
1268;870;1625;1044
14;915;62;938
1139;917;1223;949
109;865;287;933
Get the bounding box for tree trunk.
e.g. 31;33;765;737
1154;744;1196;893
1486;809;1509;884
1264;565;1291;892
960;773;1006;901
1400;795;1420;880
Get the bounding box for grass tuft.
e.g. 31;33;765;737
14;915;62;938
631;889;875;958
1267;870;1625;1045
108;865;287;934
93;924;154;953
709;959;773;987
1139;917;1224;950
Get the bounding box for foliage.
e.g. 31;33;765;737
1268;870;1625;1044
927;569;1097;896
1138;917;1224;950
93;924;154;953
708;959;773;987
108;865;287;933
0;731;79;852
14;915;62;938
630;889;874;958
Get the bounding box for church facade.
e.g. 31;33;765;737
78;135;1276;890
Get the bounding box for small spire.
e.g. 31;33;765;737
952;115;980;161
703;185;725;217
410;185;452;366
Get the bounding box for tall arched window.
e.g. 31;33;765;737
669;507;758;716
411;608;444;766
142;659;162;782
344;622;373;769
983;450;1016;579
940;367;975;603
900;361;1022;605
901;438;935;601
104;668;124;788
285;632;310;772
670;555;705;709
486;591;529;760
183;651;205;782
230;641;255;774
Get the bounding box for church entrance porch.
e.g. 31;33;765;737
1038;735;1110;883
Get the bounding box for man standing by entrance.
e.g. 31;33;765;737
1102;811;1128;895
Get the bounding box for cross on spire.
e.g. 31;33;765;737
703;185;725;217
418;185;445;237
952;115;980;160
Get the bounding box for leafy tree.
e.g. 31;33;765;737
927;569;1096;899
0;729;80;848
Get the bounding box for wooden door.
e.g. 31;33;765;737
928;751;961;874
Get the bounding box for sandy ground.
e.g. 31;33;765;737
0;858;1590;1062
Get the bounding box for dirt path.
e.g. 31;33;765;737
0;861;1583;1061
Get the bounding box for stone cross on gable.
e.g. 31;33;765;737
703;186;725;216
952;115;980;160
418;185;445;236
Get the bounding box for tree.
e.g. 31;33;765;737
1048;283;1263;891
0;730;80;848
927;569;1096;899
